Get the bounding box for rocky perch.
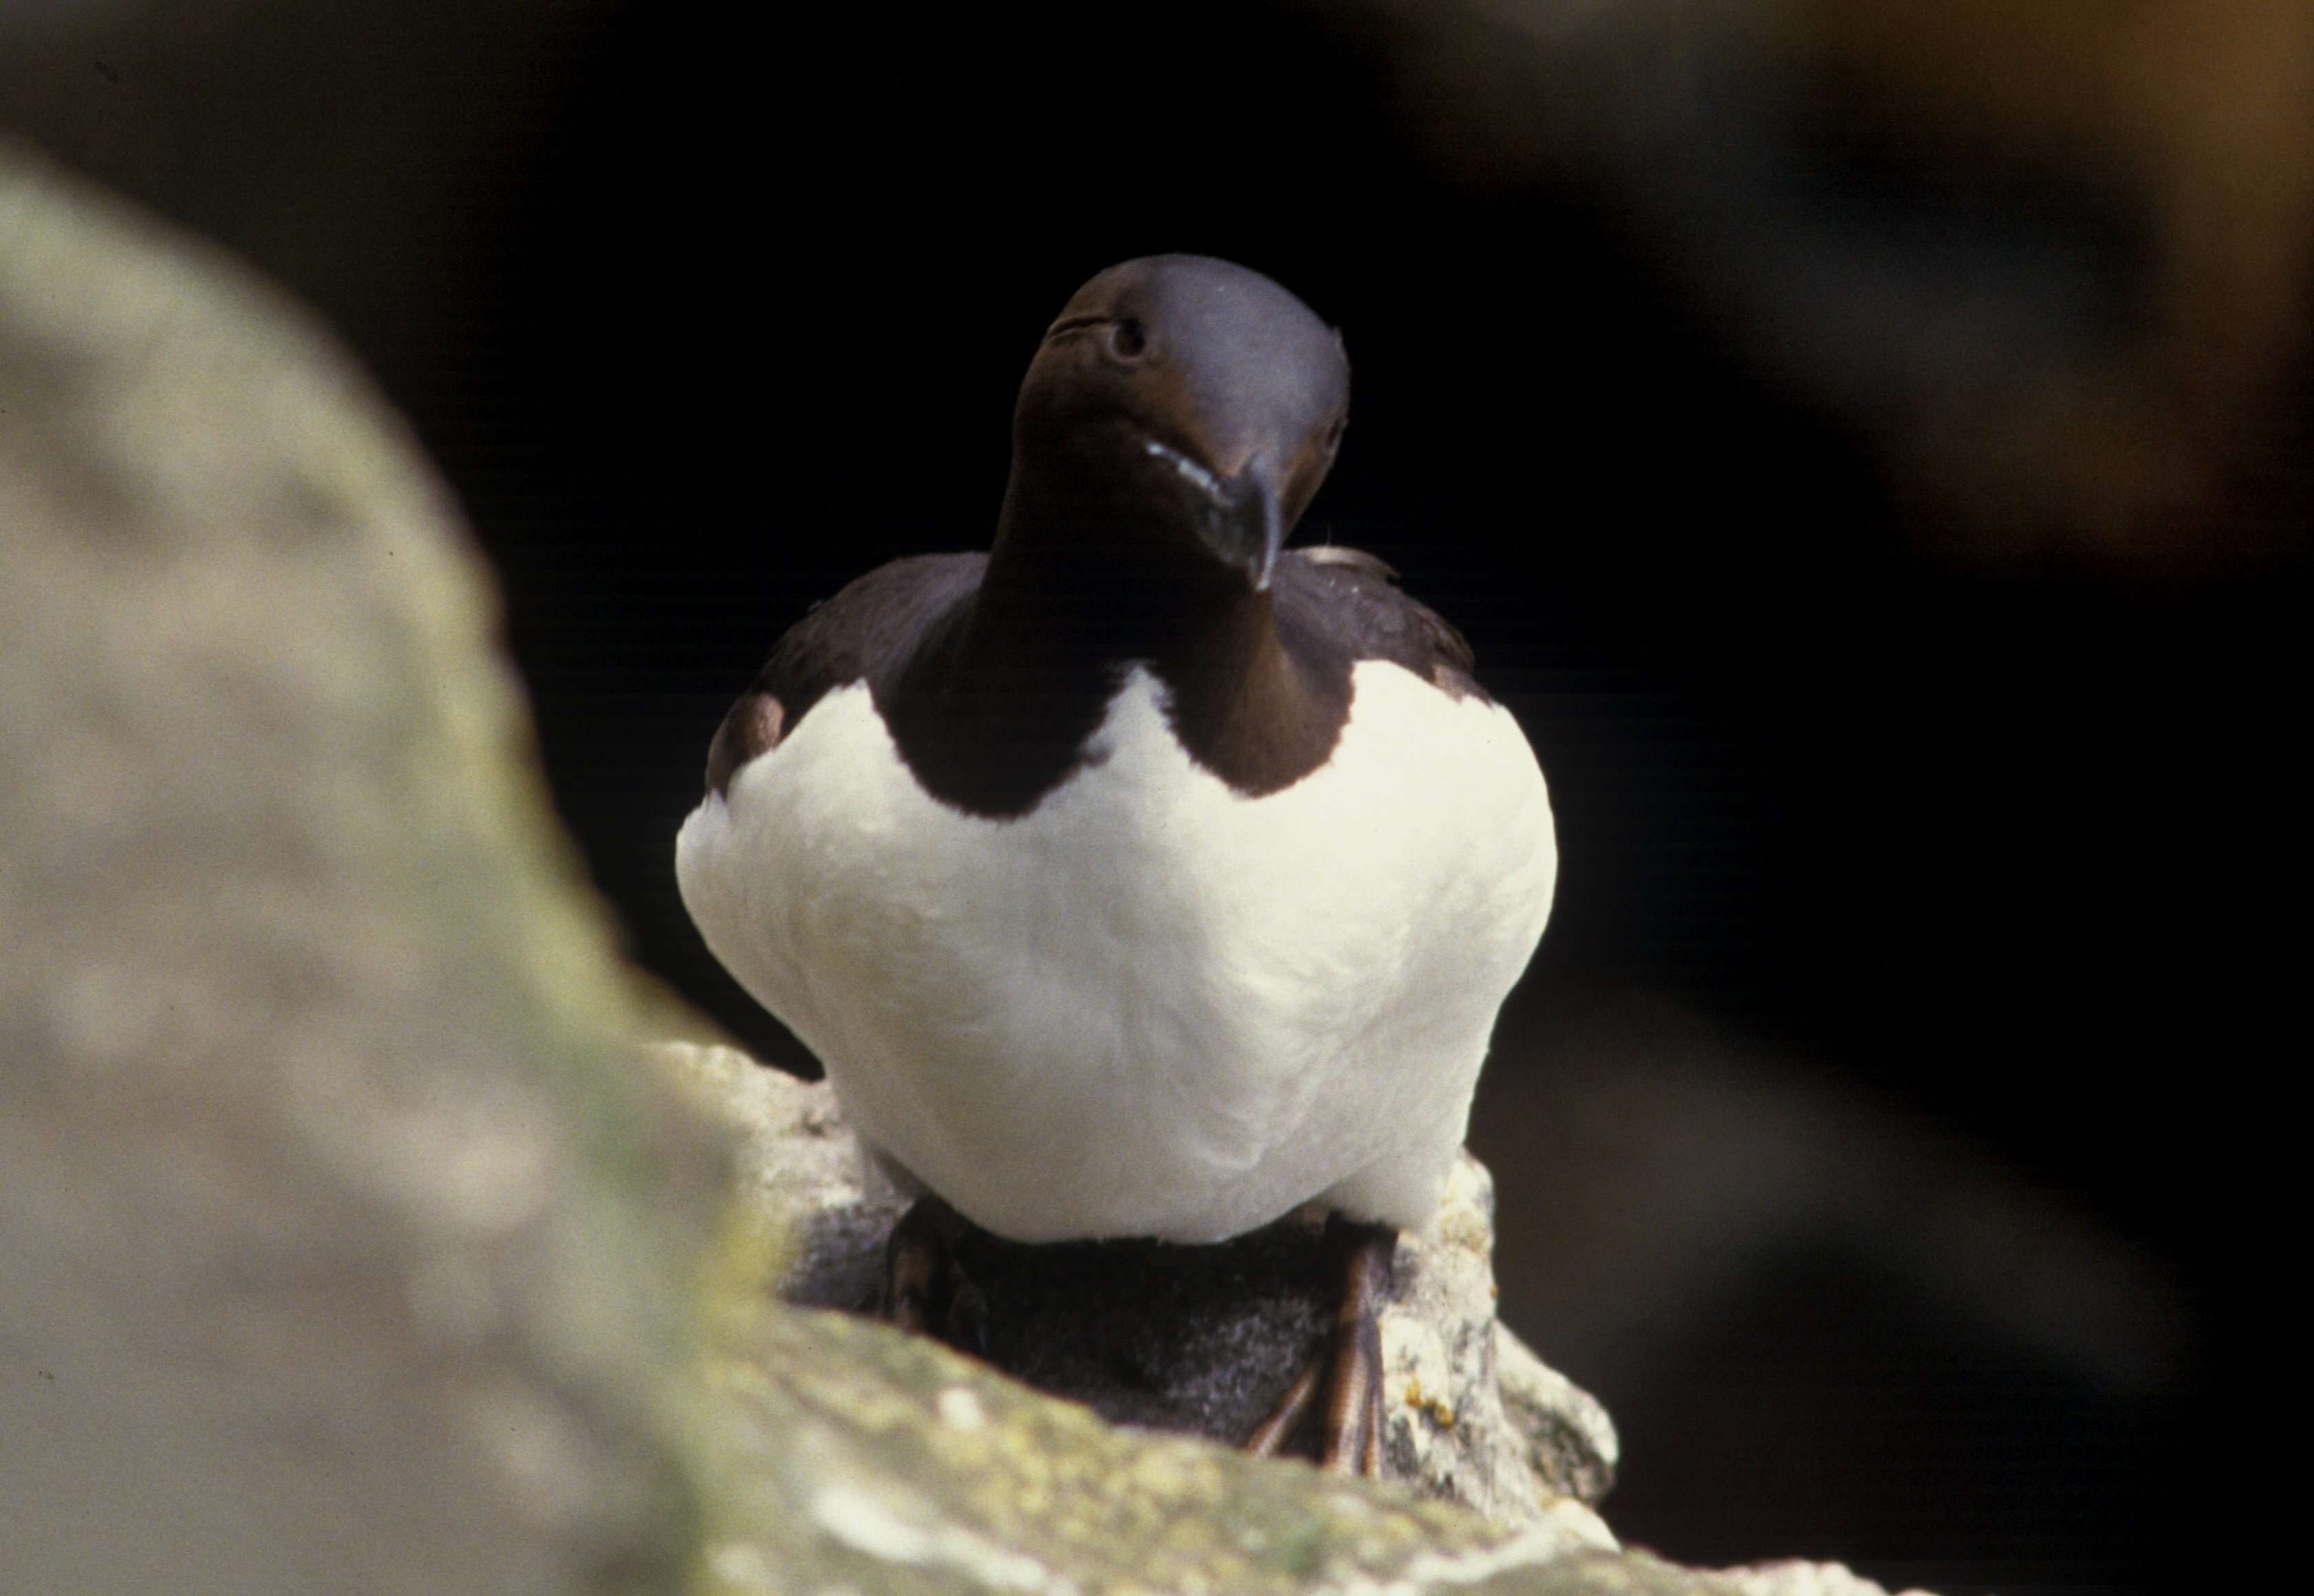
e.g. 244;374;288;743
652;1042;1619;1529
1;137;1934;1596
658;1042;1927;1595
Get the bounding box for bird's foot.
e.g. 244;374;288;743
882;1195;988;1351
1244;1214;1396;1476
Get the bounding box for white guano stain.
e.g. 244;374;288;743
808;1480;1069;1593
935;1385;988;1430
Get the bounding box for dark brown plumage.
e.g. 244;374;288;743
703;545;1484;812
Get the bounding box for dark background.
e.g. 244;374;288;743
9;3;2303;1591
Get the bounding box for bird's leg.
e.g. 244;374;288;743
1319;1216;1396;1475
883;1194;959;1333
880;1196;990;1352
1243;1361;1322;1457
1244;1214;1398;1476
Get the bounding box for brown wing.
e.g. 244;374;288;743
704;552;986;796
1272;545;1484;700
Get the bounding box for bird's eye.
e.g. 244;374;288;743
1325;416;1348;450
1107;319;1148;360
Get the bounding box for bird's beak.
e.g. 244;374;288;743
1143;437;1286;590
1204;453;1286;592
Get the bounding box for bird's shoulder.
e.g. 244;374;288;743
704;552;986;796
1273;545;1486;701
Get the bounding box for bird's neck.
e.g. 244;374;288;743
868;457;1343;812
943;459;1337;797
973;459;1281;678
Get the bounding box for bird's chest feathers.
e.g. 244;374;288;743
693;661;1553;1240
744;665;1528;1019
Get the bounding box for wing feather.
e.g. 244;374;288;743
704;552;986;795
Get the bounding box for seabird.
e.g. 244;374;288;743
676;254;1556;1472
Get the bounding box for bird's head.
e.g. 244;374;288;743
1011;255;1350;590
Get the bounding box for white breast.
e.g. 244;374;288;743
675;663;1555;1243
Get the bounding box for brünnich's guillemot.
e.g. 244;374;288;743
675;255;1556;1473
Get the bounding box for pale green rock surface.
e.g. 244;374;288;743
691;1304;1918;1596
701;1303;1612;1596
0;138;1933;1596
0;137;724;1596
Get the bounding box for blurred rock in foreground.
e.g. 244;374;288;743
0;140;1934;1595
0;139;722;1593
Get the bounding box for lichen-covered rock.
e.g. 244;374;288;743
654;1040;1616;1527
657;1063;1936;1593
1378;1152;1619;1515
654;1039;915;1315
1497;1324;1621;1510
695;1301;1619;1595
1720;1564;1935;1596
690;1292;1927;1595
0;138;724;1596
